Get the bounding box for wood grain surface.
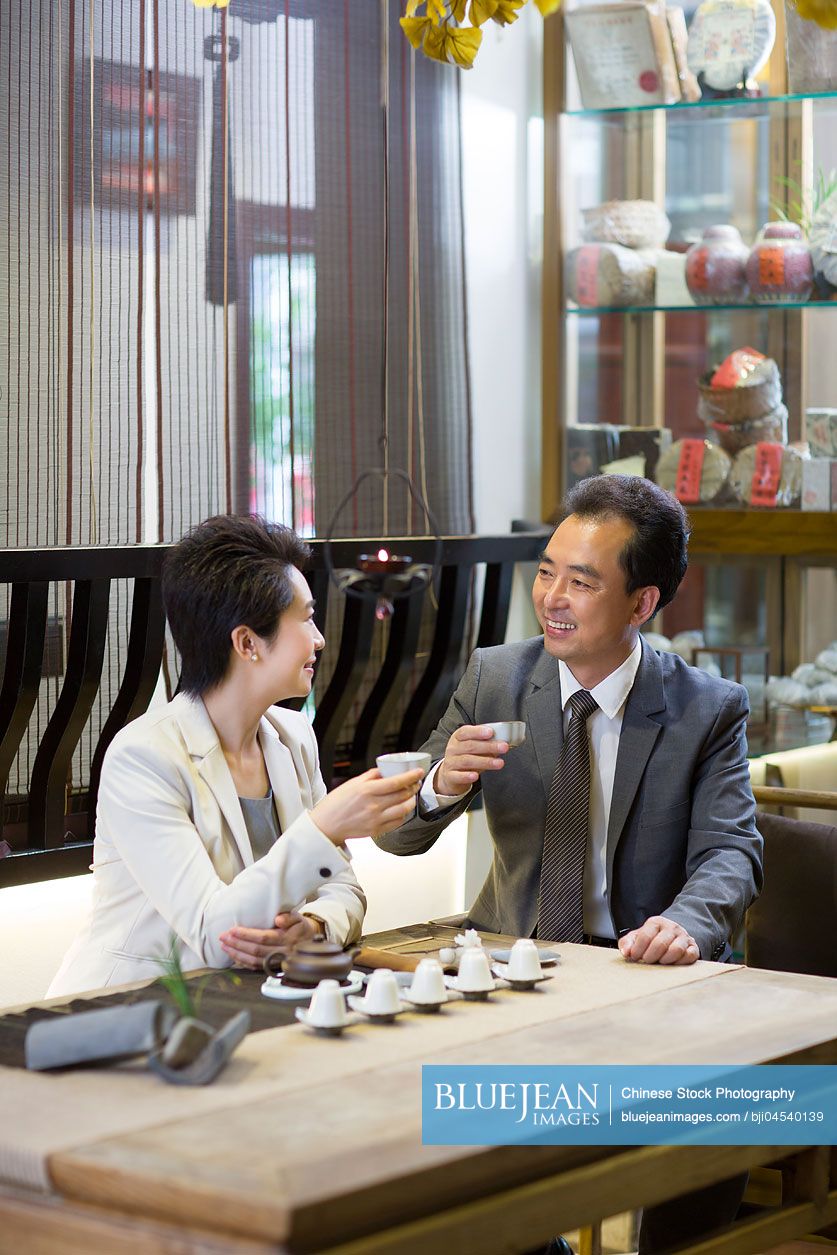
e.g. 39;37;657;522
2;928;837;1254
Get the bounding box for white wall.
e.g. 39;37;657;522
460;10;544;899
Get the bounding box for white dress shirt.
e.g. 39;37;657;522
420;638;643;938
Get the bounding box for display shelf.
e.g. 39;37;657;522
687;509;837;558
565;88;837;119
566;300;835;316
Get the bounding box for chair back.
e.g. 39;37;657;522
746;807;837;978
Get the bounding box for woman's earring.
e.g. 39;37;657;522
250;653;258;663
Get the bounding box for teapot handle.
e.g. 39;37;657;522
262;945;289;978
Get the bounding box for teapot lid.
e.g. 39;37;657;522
292;936;346;958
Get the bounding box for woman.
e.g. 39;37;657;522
48;516;423;996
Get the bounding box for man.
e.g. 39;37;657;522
376;474;762;966
376;475;763;1254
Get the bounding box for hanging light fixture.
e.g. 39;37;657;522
323;468;442;622
323;3;442;622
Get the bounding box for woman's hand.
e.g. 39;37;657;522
311;768;424;844
219;911;320;969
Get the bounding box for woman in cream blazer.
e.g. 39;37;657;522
49;517;423;997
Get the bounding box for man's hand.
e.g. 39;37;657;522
618;915;700;966
219;911;320;969
434;725;509;797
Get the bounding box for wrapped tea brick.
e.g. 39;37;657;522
566;243;655;308
656;438;731;503
730;442;803;507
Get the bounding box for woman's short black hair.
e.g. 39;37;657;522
563;475;690;613
162;514;311;697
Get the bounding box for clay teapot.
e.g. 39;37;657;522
263;935;360;986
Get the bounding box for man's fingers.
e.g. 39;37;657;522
451;740;508;759
623;923;657;960
447;754;506;775
619;917;699;965
452;725;498;744
641;928;680;964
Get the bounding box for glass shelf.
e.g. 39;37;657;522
566;300;837;315
565;88;837;119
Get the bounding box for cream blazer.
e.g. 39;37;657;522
48;694;366;997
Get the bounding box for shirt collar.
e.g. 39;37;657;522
559;638;642;720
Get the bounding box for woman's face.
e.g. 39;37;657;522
257;567;325;701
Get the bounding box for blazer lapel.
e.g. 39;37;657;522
606;639;665;884
524;650;564;798
172;694;254;869
259;717;305;835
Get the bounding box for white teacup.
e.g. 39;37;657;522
363;969;402;1016
506;939;544;982
457;946;494;992
408;958;447;1004
376;751;432;778
486;721;526;747
308;979;348;1027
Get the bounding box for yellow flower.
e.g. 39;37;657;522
452;0;468;19
794;0;837;27
405;0;424;15
492;0;525;22
427;0;448;22
423;24;451;62
469;0;500;24
446;23;483;65
532;0;562;13
400;14;432;48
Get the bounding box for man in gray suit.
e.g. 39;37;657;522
377;474;762;966
377;475;763;1254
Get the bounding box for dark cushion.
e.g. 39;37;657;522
746;810;837;978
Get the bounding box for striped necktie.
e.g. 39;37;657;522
537;688;599;942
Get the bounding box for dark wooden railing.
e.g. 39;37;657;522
0;533;545;887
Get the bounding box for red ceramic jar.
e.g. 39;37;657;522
745;222;814;304
685;225;750;305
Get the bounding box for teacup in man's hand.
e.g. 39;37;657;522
434;725;510;798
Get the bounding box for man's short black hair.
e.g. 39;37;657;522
162;514;311;697
562;475;689;613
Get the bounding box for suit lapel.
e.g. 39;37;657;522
524;650;563;798
606;640;665;884
172;693;254;869
260;716;304;834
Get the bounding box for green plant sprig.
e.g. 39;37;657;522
770;164;837;236
157;937;241;1020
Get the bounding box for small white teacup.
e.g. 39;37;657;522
506;939;544;983
363;969;402;1017
308;979;348;1028
376;751;432;778
486;721;526;747
457;946;494;992
408;958;447;1004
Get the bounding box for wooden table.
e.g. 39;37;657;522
1;924;836;1255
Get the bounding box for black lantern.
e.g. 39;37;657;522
323;468;442;621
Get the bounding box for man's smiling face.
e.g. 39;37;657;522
532;512;659;689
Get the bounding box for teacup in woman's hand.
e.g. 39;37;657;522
376;751;432;778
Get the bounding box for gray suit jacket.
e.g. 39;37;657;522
376;637;763;961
